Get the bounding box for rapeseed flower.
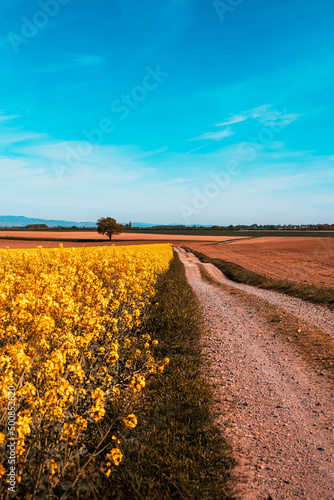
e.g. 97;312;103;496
0;243;173;491
123;414;137;429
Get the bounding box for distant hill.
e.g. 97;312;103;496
0;215;97;228
0;216;209;229
0;216;160;229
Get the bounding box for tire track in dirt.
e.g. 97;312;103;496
175;247;334;500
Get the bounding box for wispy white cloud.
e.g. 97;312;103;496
259;112;301;127
216;114;248;126
247;104;272;118
216;104;302;129
0;131;48;145
190;127;234;141
136;146;169;159
0;112;19;122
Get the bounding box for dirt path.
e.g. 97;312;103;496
185;237;334;289
175;248;334;500
201;258;334;339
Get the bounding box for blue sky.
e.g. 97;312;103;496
0;0;333;224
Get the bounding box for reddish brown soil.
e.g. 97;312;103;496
186;237;334;289
0;230;242;242
0;232;243;250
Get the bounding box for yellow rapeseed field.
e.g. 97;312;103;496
0;243;173;493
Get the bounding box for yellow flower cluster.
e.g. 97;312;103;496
129;374;146;393
0;243;173;490
101;447;123;476
123;413;138;429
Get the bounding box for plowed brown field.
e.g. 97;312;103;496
0;231;243;249
186;237;334;289
0;230;242;242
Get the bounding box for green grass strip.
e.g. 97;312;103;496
183;246;334;310
105;251;236;499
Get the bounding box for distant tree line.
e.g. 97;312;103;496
1;222;334;231
126;223;334;231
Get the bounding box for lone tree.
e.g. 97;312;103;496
96;217;123;240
